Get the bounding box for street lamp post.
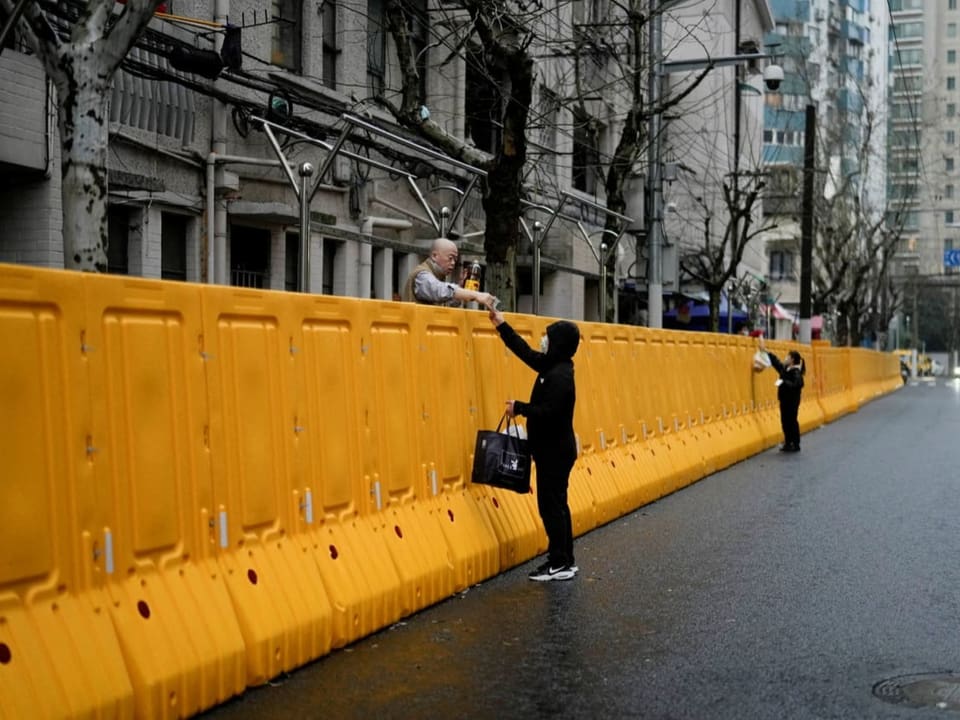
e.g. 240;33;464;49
646;0;779;331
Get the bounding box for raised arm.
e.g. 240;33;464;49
489;311;546;373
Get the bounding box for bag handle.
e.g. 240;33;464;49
495;412;519;436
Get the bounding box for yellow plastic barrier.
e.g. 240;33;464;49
83;273;247;717
283;294;405;648
409;306;500;593
200;286;334;685
0;263;903;718
812;342;857;422
0;266;135;719
464;313;546;570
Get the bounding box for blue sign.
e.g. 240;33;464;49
945;249;960;268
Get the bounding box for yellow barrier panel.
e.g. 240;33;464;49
0;266;135;719
83;274;247;718
412;306;500;592
465;313;546;570
812;342;857;422
575;322;635;525
356;301;457;615
284;294;404;649
201;286;334;685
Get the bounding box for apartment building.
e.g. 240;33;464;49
761;0;888;334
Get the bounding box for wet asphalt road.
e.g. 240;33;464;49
204;382;960;719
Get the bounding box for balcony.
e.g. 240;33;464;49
0;49;48;173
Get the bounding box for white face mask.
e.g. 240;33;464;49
539;335;549;353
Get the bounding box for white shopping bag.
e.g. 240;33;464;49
752;350;771;373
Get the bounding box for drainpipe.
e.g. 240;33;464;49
205;154;285;287
210;0;229;284
360;216;412;299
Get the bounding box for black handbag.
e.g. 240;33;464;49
471;414;531;494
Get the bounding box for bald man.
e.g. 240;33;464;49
401;238;497;308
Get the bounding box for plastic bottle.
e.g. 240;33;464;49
464;261;481;292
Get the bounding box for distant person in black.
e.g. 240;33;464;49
760;337;805;452
489;308;580;581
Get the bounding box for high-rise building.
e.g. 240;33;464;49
888;0;960;279
761;0;888;337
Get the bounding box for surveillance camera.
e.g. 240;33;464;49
763;64;784;92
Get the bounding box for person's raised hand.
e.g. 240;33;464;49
488;308;505;327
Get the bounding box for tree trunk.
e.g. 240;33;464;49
709;287;721;333
480;51;532;312
57;73;111;271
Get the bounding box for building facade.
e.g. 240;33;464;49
761;0;889;337
0;0;774;325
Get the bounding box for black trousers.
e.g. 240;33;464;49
535;461;575;567
779;400;801;447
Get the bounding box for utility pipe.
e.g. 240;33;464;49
360;216;413;299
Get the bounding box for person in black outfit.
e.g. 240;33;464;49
489;309;580;581
760;338;805;452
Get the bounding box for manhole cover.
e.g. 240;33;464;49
874;673;960;711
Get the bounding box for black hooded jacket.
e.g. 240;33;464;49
496;320;580;472
767;351;804;406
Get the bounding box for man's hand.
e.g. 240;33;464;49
488;308;505;327
504;400;516;418
475;291;496;309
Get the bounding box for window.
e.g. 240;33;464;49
272;0;302;72
952;0;957;9
572;111;600;195
947;211;955;225
949;77;957;91
893;22;923;39
160;213;187;281
950;50;958;64
285;232;300;291
947;157;955;172
230;226;270;288
947;184;955;199
950;103;957;117
367;0;386;96
769;250;794;280
763;129;774;143
948;131;957;145
107;207;129;275
950;23;958;38
537;87;560;184
465;47;501;153
321;1;338;89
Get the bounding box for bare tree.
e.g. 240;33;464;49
812;97;904;345
679;171;776;331
0;0;164;271
383;0;533;307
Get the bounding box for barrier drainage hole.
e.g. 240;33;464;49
447;509;455;522
0;643;10;664
587;467;593;476
329;545;339;560
247;569;259;585
137;600;151;620
394;525;403;539
611;461;617;469
491;497;500;509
